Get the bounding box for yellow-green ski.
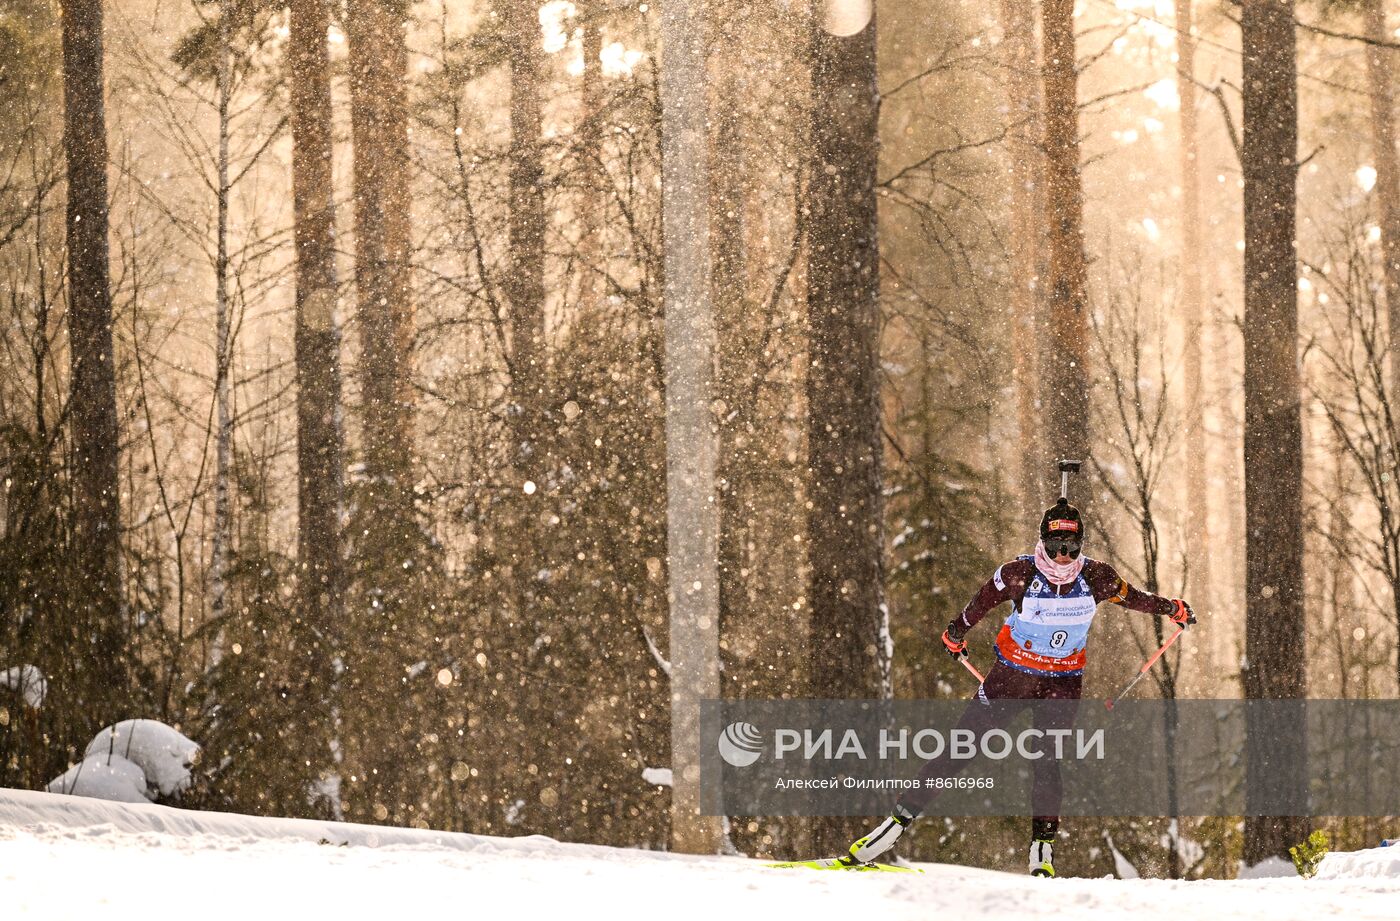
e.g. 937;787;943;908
766;857;923;873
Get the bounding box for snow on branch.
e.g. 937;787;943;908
1;665;47;709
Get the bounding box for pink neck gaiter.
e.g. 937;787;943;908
1034;539;1086;586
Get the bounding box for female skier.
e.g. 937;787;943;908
845;497;1195;876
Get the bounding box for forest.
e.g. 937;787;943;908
1;0;1398;878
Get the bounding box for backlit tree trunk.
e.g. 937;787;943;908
806;4;886;853
998;0;1045;519
289;0;346;786
60;0;126;726
707;0;752;688
506;0;549;462
210;0;233;680
346;0;418;825
578;1;606;323
349;0;416;515
1363;0;1400;406
1239;0;1307;864
660;0;722;856
1175;0;1212;612
1039;0;1091;476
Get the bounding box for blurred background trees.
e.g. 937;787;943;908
2;0;1398;876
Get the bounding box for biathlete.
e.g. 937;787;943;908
845;497;1196;876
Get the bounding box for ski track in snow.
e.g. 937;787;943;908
2;788;1397;920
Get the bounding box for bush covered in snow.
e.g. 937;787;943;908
47;719;200;804
0;664;47;709
47;753;150;804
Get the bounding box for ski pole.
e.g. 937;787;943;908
1105;624;1186;711
956;653;985;684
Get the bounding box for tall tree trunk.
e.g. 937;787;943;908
998;0;1045;521
1040;0;1092;476
1175;0;1211;612
506;0;548;466
348;0;415;516
578;1;606;323
660;0;721;856
289;0;346;795
60;0;125;726
806;5;886;853
346;0;417;825
707;0;751;689
1239;0;1307;865
807;7;885;699
210;0;233;679
1361;0;1400;708
1363;0;1400;413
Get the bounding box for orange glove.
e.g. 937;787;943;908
942;629;968;659
1170;599;1196;628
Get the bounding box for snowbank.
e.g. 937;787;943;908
1;785;554;851
3;788;1400;921
1316;842;1400;880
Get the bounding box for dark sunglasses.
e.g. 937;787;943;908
1045;539;1081;559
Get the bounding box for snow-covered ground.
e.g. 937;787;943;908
3;787;1398;920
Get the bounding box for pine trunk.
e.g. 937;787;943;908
1175;0;1211;612
506;0;549;464
1239;0;1307;865
660;0;722;855
1040;0;1092;474
289;0;346;774
806;9;886;853
708;0;751;689
61;0;125;725
807;10;885;700
578;2;606;323
997;0;1045;519
1362;0;1400;700
346;0;417;825
1364;0;1400;414
349;0;415;513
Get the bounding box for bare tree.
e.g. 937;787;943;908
1309;219;1400;693
0;54;68;785
1089;253;1187;878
